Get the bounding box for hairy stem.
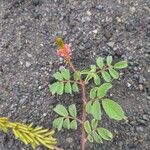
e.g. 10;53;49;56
81;80;87;150
68;60;87;150
67;60;76;72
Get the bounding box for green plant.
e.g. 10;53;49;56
49;37;128;150
0;117;57;149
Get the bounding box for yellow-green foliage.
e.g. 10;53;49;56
0;117;57;149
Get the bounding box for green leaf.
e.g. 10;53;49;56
85;73;93;84
53;117;64;131
90;87;97;99
70;120;77;130
57;82;64;95
72;83;79;93
97;83;112;98
68;104;77;117
73;71;81;81
114;61;128;69
102;99;125;120
86;101;92;114
84;121;92;133
93;74;100;85
97;128;113;141
87;134;94;142
54;104;68;117
92;131;103;143
49;82;59;95
61;69;70;80
81;69;90;75
101;71;111;82
109;68;119;79
53;72;63;81
65;82;72;94
90;65;97;72
91;119;98;129
106;56;112;66
63;118;70;129
96;57;104;69
91;100;101;120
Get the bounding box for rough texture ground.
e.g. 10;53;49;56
0;0;150;150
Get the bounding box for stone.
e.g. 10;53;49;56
92;29;98;34
136;126;144;132
86;10;92;16
107;42;115;47
25;61;31;67
138;84;144;91
66;137;73;143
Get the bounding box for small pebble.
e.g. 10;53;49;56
25;61;31;67
86;10;92;16
43;113;47;117
138;84;143;91
92;29;98;34
136;126;144;132
127;82;131;87
130;7;136;14
107;42;115;47
66;137;73;143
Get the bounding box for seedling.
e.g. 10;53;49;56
49;37;128;150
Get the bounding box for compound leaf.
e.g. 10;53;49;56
85;73;93;84
101;71;111;82
53;117;64;131
96;57;104;69
61;69;70;80
92;131;103;143
68;104;77;117
102;99;125;120
91;100;101;120
86;101;92;114
63;118;70;129
57;82;64;95
109;68;119;79
91;119;98;129
87;134;94;142
73;71;81;81
114;61;128;69
90;87;97;99
49;82;59;95
65;82;72;94
53;72;63;81
72;83;79;93
106;56;112;66
54;104;68;117
90;65;97;72
84;121;92;134
70;120;77;130
97;83;112;98
97;127;113;141
93;74;100;85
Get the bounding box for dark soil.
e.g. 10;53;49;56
0;0;150;150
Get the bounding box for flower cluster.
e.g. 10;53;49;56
56;37;71;61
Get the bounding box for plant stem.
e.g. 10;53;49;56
67;60;76;72
67;116;82;124
68;60;87;150
81;80;87;150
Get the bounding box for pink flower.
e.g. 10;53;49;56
57;44;71;60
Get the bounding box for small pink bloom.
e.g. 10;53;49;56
57;44;71;60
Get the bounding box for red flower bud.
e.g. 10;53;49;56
56;38;71;61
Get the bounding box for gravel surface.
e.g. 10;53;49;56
0;0;150;150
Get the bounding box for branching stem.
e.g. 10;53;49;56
80;80;87;150
68;60;87;150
